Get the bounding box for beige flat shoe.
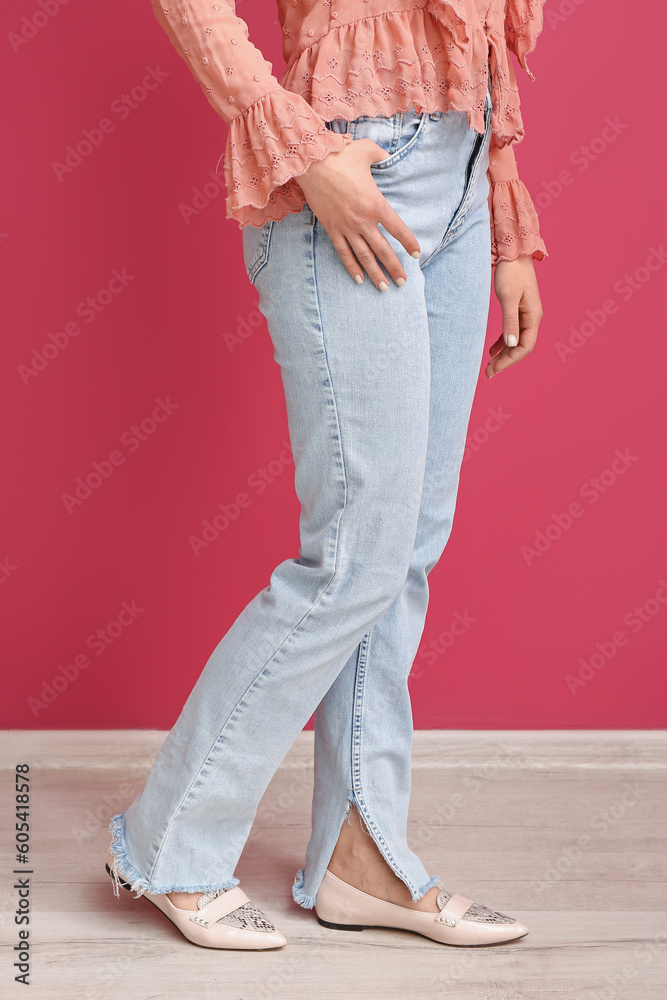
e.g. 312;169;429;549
315;869;529;946
105;852;286;950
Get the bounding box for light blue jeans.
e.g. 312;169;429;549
109;86;494;909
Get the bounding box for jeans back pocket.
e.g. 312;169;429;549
241;218;274;284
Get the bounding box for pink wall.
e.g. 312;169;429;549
2;1;665;730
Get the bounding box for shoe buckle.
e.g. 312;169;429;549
436;893;474;926
188;886;250;929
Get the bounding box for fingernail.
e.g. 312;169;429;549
378;281;389;291
354;274;363;284
396;276;406;286
506;334;518;347
410;250;421;258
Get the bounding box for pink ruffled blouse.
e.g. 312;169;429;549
151;0;548;263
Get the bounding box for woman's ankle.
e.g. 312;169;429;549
328;805;439;911
166;890;202;910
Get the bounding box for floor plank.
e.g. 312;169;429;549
1;730;665;999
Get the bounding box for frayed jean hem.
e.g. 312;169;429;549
291;865;442;910
410;872;443;901
292;868;317;909
107;811;240;898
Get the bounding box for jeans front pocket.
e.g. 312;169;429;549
241;217;274;285
326;110;428;170
367;111;429;171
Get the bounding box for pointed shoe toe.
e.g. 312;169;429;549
314;870;529;947
105;856;287;950
147;891;288;950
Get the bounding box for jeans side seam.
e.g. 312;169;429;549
347;787;412;887
351;632;370;792
144;217;352;888
347;629;413;887
311;211;350;574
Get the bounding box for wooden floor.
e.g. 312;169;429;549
1;730;666;999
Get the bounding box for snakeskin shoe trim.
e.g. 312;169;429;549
197;888;226;909
195;888;277;932
436;889;516;924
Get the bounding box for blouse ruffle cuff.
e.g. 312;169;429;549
504;0;546;78
489;177;547;264
222;89;353;227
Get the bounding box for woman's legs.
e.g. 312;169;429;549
108;180;435;898
297;99;493;907
108;96;492;909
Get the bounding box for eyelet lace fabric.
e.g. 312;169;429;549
436;888;517;924
283;0;544;145
489;177;546;262
150;0;547;263
196;887;277;932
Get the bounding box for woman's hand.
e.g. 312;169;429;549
485;255;544;378
293;141;421;290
